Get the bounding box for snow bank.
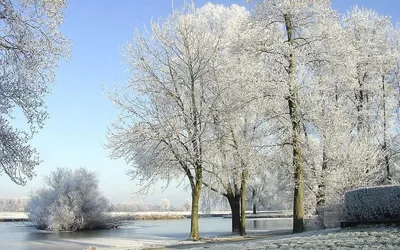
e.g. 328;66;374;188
344;185;400;221
0;212;28;219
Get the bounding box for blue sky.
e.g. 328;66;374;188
0;0;399;205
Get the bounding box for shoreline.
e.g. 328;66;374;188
158;230;294;249
0;210;292;222
0;212;29;222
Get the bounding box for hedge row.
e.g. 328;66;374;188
344;185;400;222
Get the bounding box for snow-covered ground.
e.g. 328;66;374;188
181;227;400;250
98;227;400;250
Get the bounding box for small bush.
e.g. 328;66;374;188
344;185;400;222
27;168;110;231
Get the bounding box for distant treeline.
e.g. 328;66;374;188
110;202;188;212
0;197;252;213
0;197;184;213
0;197;29;212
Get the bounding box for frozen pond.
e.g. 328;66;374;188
0;217;292;249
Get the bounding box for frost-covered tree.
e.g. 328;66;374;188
107;0;400;236
27;168;109;231
183;199;191;211
106;2;226;240
247;165;291;213
342;6;400;184
303;7;400;214
161;198;170;210
248;0;344;233
192;3;272;235
0;0;69;185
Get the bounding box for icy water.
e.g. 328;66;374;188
0;217;292;250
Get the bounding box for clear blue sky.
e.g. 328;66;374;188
0;0;398;205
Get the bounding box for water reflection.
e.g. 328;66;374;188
247;218;292;230
0;218;292;250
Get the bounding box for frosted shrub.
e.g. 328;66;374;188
27;168;110;231
305;204;344;230
304;215;325;231
344;185;400;221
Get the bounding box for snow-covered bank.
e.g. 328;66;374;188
0;210;285;221
0;211;232;221
0;212;28;220
108;210;233;217
98;227;400;250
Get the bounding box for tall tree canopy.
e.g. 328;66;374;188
109;0;400;236
107;3;242;240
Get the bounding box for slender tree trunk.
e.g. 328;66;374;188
356;68;367;133
382;75;391;183
240;170;247;236
316;145;327;212
284;13;305;234
252;187;257;214
251;188;257;214
227;193;241;233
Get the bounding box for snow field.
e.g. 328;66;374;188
183;227;400;250
91;227;400;250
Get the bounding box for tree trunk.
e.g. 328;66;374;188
284;13;305;234
292;128;305;233
382;75;391;183
356;69;366;133
316;146;327;213
227;193;241;233
188;163;202;240
240;170;247;236
189;186;201;240
251;188;257;214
